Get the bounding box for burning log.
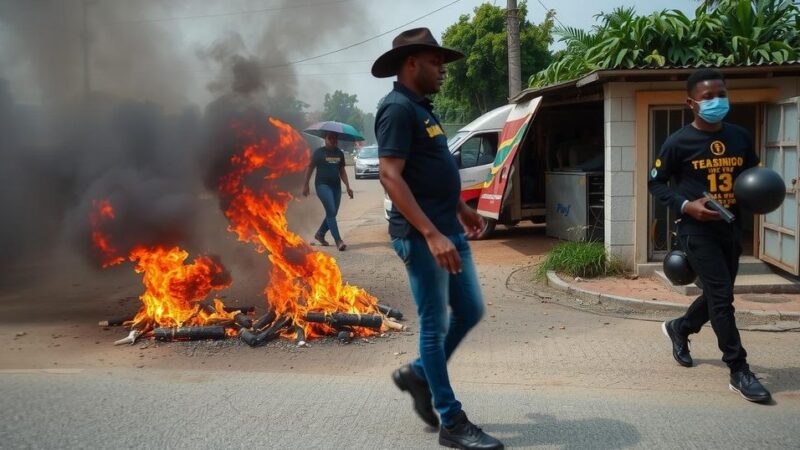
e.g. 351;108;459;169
295;325;308;347
383;318;407;332
204;318;234;327
234;313;253;330
252;309;276;331
376;304;403;320
153;326;227;342
305;312;382;330
99;316;134;327
239;316;292;347
223;305;255;314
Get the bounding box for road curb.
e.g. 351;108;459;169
545;271;800;326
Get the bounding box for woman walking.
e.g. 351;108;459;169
303;131;354;251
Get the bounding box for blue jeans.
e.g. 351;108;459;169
391;233;485;428
315;184;341;242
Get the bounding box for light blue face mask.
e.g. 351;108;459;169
694;97;730;123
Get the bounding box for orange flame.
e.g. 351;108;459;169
90;200;236;331
220;117;379;339
129;246;233;330
89;200;125;267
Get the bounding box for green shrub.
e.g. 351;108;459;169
536;241;624;279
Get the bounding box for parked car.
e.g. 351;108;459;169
354;145;379;179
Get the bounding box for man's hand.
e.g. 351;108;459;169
683;197;721;221
302;184;310;197
457;203;485;239
425;231;461;274
346;187;354;199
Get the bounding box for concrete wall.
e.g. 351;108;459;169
602;76;800;272
603;83;638;267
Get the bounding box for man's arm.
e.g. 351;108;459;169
380;157;462;274
648;141;719;221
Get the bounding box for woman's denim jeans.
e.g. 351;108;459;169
315;183;341;242
391;233;485;427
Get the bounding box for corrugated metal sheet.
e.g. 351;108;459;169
513;61;800;103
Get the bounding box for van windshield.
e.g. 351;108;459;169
447;131;469;151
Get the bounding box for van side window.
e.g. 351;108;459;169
459;134;499;168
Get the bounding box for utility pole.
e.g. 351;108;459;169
506;0;522;99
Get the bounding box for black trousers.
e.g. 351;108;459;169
677;233;748;373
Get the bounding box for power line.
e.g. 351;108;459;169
108;0;356;25
263;59;375;70
263;0;463;69
533;0;566;29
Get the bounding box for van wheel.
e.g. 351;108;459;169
467;216;495;240
466;200;495;240
473;218;496;240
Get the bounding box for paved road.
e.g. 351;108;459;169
2;368;797;449
2;168;799;449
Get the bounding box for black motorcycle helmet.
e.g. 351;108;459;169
663;250;696;286
734;167;785;214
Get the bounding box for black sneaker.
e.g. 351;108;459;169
392;364;439;427
661;319;692;367
730;369;772;403
439;411;504;450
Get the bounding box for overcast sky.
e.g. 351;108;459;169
1;0;702;116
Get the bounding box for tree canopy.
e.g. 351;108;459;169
530;0;800;87
436;2;554;123
319;90;375;144
322;90;365;131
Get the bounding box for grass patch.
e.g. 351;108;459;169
536;241;624;279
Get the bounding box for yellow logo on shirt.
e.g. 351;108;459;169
655;159;661;168
426;124;444;138
325;157;340;164
710;140;726;156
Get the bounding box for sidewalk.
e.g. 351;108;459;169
545;271;800;329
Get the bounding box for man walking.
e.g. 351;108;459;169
649;68;771;403
373;28;504;449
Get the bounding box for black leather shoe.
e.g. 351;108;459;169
439;411;504;450
662;319;692;367
730;369;772;403
392;364;439;427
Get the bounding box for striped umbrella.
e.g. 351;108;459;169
303;121;365;142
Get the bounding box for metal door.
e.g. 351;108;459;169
760;98;800;274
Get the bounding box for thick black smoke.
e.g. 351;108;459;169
0;0;368;286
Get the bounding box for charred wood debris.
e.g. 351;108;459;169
102;301;406;347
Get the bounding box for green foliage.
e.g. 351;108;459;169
322;90;365;132
536;241;624;279
530;0;800;87
436;2;555;123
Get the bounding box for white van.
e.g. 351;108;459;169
383;104;513;237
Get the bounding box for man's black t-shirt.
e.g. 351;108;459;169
375;82;462;238
311;146;345;187
648;123;759;236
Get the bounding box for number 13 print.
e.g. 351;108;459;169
707;173;733;193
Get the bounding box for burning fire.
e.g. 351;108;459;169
219;117;380;339
89;199;125;268
89;117;391;344
90;201;235;332
128;246;233;331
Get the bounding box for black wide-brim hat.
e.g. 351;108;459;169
371;27;465;78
